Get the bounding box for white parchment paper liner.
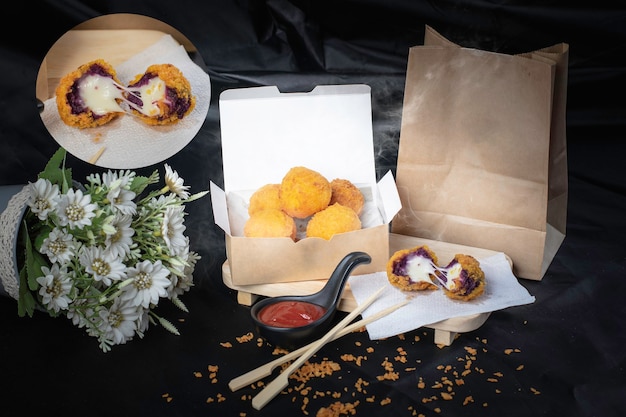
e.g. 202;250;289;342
348;252;535;339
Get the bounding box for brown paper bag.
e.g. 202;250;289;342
392;26;569;280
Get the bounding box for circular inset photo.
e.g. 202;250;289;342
37;14;211;169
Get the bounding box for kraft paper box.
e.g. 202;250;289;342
211;84;401;286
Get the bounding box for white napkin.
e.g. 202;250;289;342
348;252;535;339
41;35;211;169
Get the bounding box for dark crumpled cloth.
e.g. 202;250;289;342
0;1;625;416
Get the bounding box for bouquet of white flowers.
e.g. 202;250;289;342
15;148;208;352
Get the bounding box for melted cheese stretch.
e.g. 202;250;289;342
78;75;125;115
131;77;168;116
78;75;168;117
443;262;462;291
406;255;439;283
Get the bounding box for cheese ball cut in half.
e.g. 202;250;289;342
55;59;125;128
439;254;486;301
306;203;361;240
244;209;297;241
329;178;365;215
279;166;332;219
248;183;282;216
126;63;196;126
386;245;442;291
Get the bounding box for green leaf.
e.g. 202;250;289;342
38;147;72;190
171;296;189;313
131;171;158;195
184;190;209;203
158;316;180;336
17;264;36;318
23;223;48;291
17;223;37;317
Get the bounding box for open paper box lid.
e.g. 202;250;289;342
211;84;400;235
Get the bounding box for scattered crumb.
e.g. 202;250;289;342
197;325;536;414
236;332;254;343
316;400;359;417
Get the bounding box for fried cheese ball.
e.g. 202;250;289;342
279;166;332;219
439;254;486;301
329;178;364;215
126;63;196;126
248;183;282;216
386;245;441;291
55;59;125;128
306;203;361;240
243;209;297;240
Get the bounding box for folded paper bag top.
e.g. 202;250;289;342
392;25;568;281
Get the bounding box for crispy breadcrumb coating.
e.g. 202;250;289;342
386;245;440;291
329;178;364;215
441;254;485;301
55;59;123;129
306;203;361;240
248;183;282;216
279;166;332;219
126;63;196;126
244;209;297;240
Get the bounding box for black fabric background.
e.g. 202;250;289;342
1;1;625;416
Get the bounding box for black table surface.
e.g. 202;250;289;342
1;1;625;416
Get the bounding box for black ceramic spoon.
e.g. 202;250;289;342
250;251;372;349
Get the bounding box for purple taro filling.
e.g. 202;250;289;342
443;259;479;293
66;63;114;118
392;247;434;277
127;73;192;120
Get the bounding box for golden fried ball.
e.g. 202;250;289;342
440;254;486;301
244;209;297;240
386;245;441;291
279;166;331;219
306;203;361;240
248;183;282;216
55;59;124;129
329;178;364;215
126;63;196;126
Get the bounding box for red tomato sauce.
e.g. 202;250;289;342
257;301;327;328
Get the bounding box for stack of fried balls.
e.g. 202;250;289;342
243;166;365;241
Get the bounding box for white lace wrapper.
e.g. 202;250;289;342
0;185;29;300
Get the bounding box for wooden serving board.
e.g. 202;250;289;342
222;233;513;345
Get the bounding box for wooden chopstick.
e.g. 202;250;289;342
88;146;105;164
229;298;408;392
251;285;387;410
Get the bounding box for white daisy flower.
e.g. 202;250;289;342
136;307;150;335
36;264;72;313
57;188;97;229
121;260;171;308
79;246;127;287
98;170;137;215
39;227;76;264
27;178;60;221
169;245;198;298
107;187;137;215
164;164;190;199
101;169;135;188
161;206;187;256
66;298;91;328
98;297;140;345
103;214;135;259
